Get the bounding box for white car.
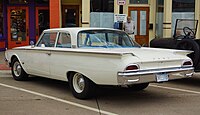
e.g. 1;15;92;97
5;28;194;99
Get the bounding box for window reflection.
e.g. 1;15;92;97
172;0;195;12
37;33;57;47
9;0;28;4
172;0;195;35
90;0;114;12
10;9;26;41
90;0;114;28
156;0;164;38
36;0;49;4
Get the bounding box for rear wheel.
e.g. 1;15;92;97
69;73;95;99
127;83;149;91
11;58;28;81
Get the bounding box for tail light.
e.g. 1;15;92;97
182;60;193;67
125;64;139;72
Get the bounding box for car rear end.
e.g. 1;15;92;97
117;48;194;85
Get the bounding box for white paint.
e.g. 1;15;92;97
150;84;200;95
0;83;118;115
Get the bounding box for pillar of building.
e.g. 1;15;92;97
149;0;156;41
50;0;61;28
195;0;200;38
114;0;119;14
82;0;90;27
163;0;172;38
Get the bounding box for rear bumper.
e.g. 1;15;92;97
117;67;194;85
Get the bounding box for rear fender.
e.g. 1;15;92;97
173;50;193;56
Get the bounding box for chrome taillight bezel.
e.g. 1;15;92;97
124;64;140;72
182;60;193;67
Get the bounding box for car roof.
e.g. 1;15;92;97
43;27;121;33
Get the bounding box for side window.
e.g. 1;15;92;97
56;33;71;48
37;32;57;47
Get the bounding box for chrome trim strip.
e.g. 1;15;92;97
11;48;132;56
118;67;194;76
117;67;193;85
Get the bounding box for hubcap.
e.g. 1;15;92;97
73;73;85;93
13;61;22;77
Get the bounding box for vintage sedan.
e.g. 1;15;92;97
5;28;194;99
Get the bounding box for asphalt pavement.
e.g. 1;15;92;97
0;51;5;64
0;51;10;70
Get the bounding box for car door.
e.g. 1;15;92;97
25;32;58;78
50;32;72;81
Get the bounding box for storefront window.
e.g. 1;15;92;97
90;0;114;28
172;0;195;12
90;0;114;12
172;0;195;35
9;0;28;4
0;0;3;38
130;0;148;4
10;9;26;41
156;0;164;38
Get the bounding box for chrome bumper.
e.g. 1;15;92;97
117;67;194;85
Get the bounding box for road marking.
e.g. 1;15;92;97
150;84;200;95
0;83;118;115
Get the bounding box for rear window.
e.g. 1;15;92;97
78;30;140;48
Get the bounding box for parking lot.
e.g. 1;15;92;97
1;69;200;115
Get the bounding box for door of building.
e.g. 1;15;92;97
129;7;149;46
7;7;29;49
36;7;49;42
62;5;79;27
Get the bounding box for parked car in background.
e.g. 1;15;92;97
5;28;194;99
151;19;200;71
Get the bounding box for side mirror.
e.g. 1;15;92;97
30;41;35;48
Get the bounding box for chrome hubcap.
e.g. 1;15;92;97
13;61;22;77
73;73;85;93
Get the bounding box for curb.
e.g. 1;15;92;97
0;64;11;70
0;70;11;73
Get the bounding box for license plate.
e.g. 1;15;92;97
156;73;169;82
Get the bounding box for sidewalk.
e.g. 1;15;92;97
0;51;10;70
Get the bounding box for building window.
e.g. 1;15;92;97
0;0;3;38
9;0;29;4
172;0;195;12
90;0;114;28
156;0;164;38
90;0;114;12
172;0;195;35
35;0;49;4
129;0;148;4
